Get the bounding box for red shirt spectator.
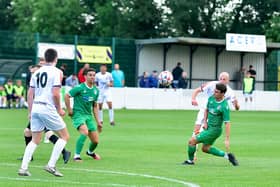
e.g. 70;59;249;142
78;63;89;83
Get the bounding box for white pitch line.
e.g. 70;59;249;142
0;176;130;187
0;163;200;187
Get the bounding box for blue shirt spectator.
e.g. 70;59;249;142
139;72;150;88
65;74;79;88
112;64;125;87
149;70;158;88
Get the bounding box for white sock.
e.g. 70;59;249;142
98;110;103;123
74;153;81;158
21;141;38;170
109;109;114;122
47;138;66;168
224;153;229;159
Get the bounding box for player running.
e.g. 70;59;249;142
190;72;239;160
18;64;71;164
95;64;115;125
183;83;239;166
18;49;70;177
65;68;102;162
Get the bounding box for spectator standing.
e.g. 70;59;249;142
78;63;90;83
111;64;125;87
236;66;246;90
243;71;254;109
60;64;67;86
172;62;184;88
248;65;256;90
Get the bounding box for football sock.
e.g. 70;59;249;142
21;141;37;170
49;134;66;154
188;145;196;161
24;136;32;146
109;109;114;122
48;138;66;168
208;147;225;157
88;142;98;153
98;110;103;123
76;134;87;155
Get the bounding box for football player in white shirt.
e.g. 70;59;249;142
18;49;70;177
187;72;240;161
95;64;115;125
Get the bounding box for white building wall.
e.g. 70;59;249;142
138;45;163;76
166;45;190;74
110;88;280;111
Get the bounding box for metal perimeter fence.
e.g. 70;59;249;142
0;30;280;90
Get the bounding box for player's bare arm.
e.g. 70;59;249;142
27;87;34;118
224;122;231;152
203;108;208;130
191;87;202;106
93;102;102;133
52;87;65;116
232;99;240;110
64;93;73;116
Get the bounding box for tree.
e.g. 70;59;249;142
12;0;85;35
164;0;280;39
265;14;280;42
0;0;15;30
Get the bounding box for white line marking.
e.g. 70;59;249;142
0;163;200;187
0;176;129;187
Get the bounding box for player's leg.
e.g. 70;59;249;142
98;103;103;123
18;122;33;161
191;109;204;160
43;113;69;177
105;89;114;125
85;116;101;160
201;144;238;166
107;101;114;125
45;129;71;164
182;136;199;165
74;124;88;161
87;131;101;160
24;122;32;146
18;112;46;176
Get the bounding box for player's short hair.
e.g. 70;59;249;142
44;48;58;63
216;83;227;94
83;68;96;75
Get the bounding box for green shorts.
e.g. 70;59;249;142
72;113;97;132
196;128;222;145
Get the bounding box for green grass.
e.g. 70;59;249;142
0;109;279;187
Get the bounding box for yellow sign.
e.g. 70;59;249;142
76;45;112;64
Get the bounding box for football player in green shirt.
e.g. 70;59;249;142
183;83;238;166
65;68;102;161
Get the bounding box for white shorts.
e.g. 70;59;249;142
97;91;112;103
244;93;253;99
31;111;66;132
195;108;205;125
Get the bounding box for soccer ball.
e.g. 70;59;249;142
158;70;173;86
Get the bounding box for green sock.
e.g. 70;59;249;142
76;134;87;154
88;142;98;153
208;147;225;157
188;145;196;161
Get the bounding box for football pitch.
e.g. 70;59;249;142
0;109;279;187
